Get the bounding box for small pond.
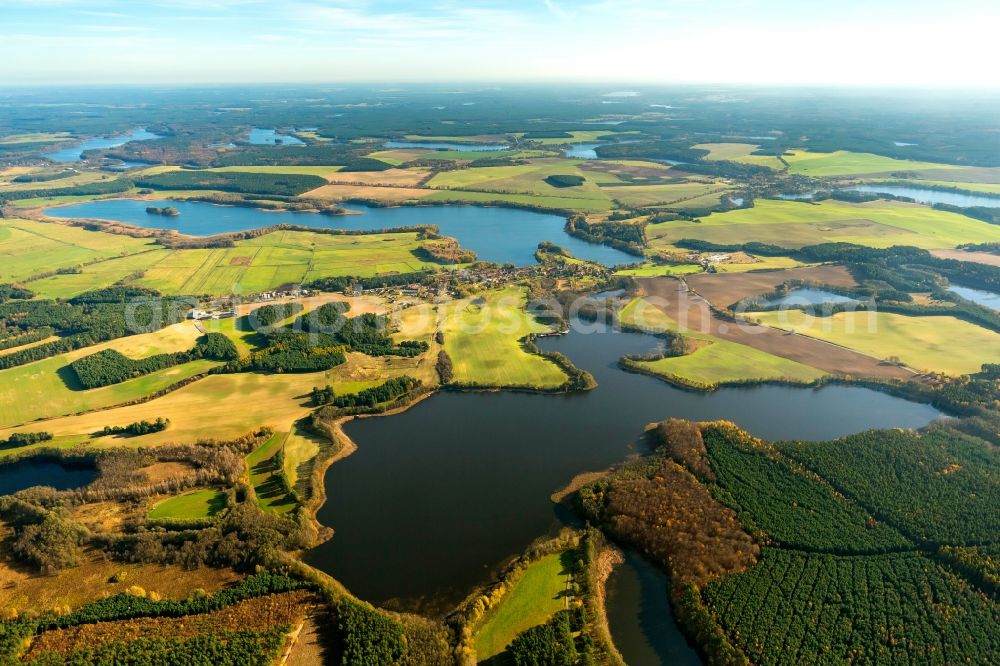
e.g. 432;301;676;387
777;191;817;201
44;128;161;162
564;143;600;159
46;199;637;267
949;285;1000;311
248;128;304;145
0;458;96;495
764;288;858;307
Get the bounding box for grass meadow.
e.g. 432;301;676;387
441;288;568;388
0;218;156;283
782;150;963;177
473;552;572;661
646;199;1000;250
147;489;227;520
246;432;298;515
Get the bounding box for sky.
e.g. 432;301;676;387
2;0;999;87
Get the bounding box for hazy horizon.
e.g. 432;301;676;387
3;0;999;87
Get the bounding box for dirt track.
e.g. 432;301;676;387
685;264;857;308
931;249;1000;268
636;277;913;380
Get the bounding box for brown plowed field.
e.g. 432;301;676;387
636;277;912;380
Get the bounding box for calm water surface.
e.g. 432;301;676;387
949;285;1000;310
306;319;941;612
0;459;96;495
564;143;600;159
248;128;304;145
46;199;635;267
44;128;161;162
846;185;1000;209
606;550;700;665
765;288;857;307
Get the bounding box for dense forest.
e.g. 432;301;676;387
577;417;1000;665
134;170;327;196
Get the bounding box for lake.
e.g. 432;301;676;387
564;143;600;159
949;285;1000;310
44;128;161;162
306;317;941;614
846;185;1000;209
383;141;509;151
606;550;700;665
0;458;96;495
248;128;304;145
46;199;636;267
764;288;858;307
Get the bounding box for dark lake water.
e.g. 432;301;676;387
764;288;857;307
248;128;304;145
846;185;1000;209
44;128;161;162
564;143;600;159
46;199;635;267
606;550;700;666
383;141;509;151
0;458;96;495
949;285;1000;310
306;319;941;613
777;191;818;201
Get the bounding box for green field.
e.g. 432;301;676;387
601;182;730;207
424;188;611;211
635;338;824;388
428;158;614;208
693;143;784;169
147;488;227;520
0;132;73;145
646;198;1000;250
0;354;412;446
28;249;172;299
751;309;1000;375
246;431;298;514
26;228;446;298
0;218;157;283
473;552;572;661
442;288;568;388
0;170;112;192
0;322;218;428
782;150;963;177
